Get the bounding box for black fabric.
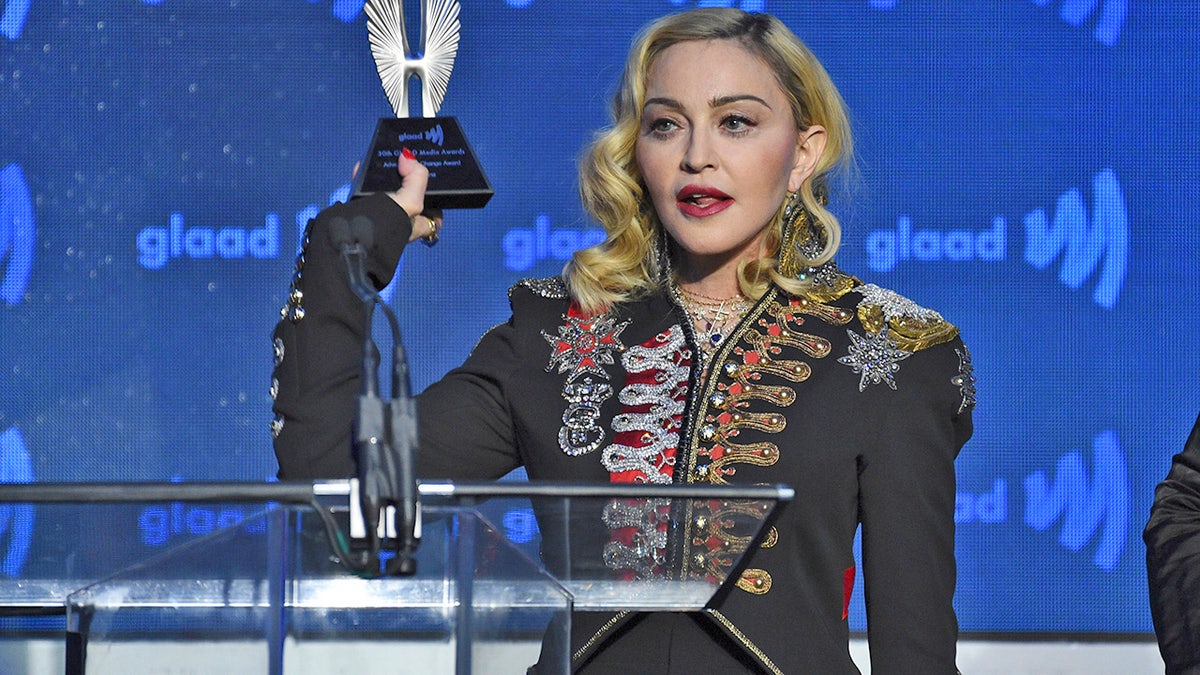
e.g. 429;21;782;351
272;197;972;673
1145;412;1200;675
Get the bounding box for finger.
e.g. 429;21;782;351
393;147;429;218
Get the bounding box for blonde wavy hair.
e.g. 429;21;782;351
565;8;853;315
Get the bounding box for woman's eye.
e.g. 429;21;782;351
722;115;754;133
649;118;678;134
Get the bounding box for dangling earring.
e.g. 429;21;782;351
778;190;807;279
653;220;673;286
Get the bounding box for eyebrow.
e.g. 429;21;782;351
643;94;772;111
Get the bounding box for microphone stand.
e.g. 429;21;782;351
329;216;420;576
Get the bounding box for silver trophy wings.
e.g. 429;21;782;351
353;0;490;207
365;0;460;118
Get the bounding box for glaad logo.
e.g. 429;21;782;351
865;169;1127;309
1;0;30;40
1031;0;1127;46
136;477;267;546
0;427;34;577
502;214;605;272
1;164;35;305
1023;169;1127;309
137;212;280;269
955;478;1008;523
1023;430;1129;571
866;216;1006;273
425;124;444;147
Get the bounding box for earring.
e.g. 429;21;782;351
653;219;674;286
778;190;807;279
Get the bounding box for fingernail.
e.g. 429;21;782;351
402;147;415;160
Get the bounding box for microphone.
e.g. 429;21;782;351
327;213;420;576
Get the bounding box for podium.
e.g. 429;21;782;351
0;481;792;674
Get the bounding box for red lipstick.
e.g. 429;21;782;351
675;184;733;217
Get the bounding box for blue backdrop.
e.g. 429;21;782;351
2;0;1196;635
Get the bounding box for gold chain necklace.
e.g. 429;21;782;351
675;285;753;364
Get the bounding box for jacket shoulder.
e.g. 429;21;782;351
849;282;959;352
800;270;960;352
508;276;569;302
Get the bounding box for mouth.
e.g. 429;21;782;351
675;185;733;217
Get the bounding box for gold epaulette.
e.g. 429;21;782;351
851;282;959;352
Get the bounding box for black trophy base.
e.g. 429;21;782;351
352;117;493;210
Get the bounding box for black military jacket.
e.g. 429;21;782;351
272;193;976;673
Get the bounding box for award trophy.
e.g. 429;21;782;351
352;0;493;209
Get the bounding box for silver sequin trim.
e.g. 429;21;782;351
273;337;285;367
269;378;279;400
952;346;977;413
837;326;913;391
270;414;284;439
600;327;688;484
855;283;944;323
509;276;568;299
601;498;670;579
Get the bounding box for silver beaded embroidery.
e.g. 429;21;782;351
542;314;630;382
855;283;944;323
799;261;841;288
599;327;688;484
273;337;285;367
544;312;629;457
601;498;670;579
269;377;279;400
510;276;569;299
558;378;612;456
952;346;977;414
269;414;284;439
838;326;913;391
279;227;312;322
796;238;842;288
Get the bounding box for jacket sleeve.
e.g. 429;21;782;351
858;336;973;674
271;193;414;479
270;192;523;482
1145;412;1200;674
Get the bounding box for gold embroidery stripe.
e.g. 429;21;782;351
706;609;783;675
572;610;630;664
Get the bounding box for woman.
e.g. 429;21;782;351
272;8;974;673
1145;411;1200;674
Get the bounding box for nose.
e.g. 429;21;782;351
680;129;716;174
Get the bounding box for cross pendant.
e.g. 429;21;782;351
711;300;732;323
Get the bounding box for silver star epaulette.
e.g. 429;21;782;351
509;276;569;300
852;283;958;352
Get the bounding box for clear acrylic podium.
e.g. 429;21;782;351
0;481;792;674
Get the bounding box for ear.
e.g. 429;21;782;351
788;125;827;192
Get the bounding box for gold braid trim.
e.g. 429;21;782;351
706;609;784;675
572;610;631;664
688;500;774;583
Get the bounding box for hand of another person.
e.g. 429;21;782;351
389;148;444;244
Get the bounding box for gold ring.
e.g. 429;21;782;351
419;214;440;247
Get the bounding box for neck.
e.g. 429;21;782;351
674;258;743;301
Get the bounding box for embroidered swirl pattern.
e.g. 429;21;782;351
687;294;853;595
